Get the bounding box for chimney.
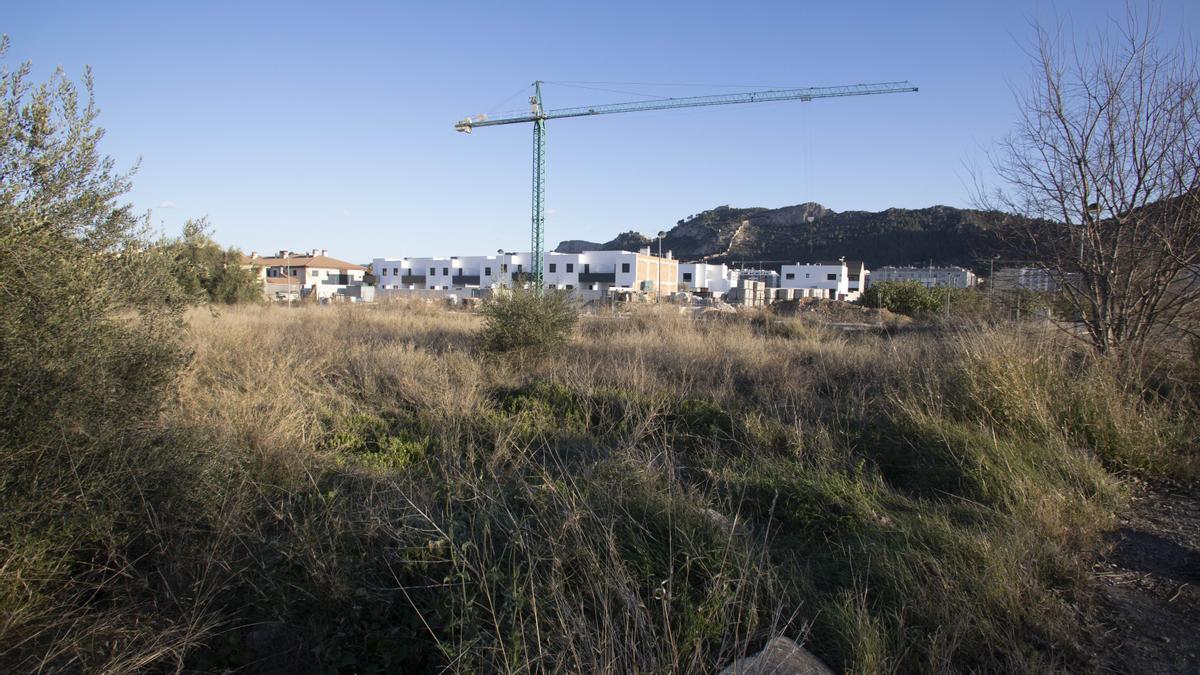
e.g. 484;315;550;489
321;249;328;257
277;250;288;258
666;250;673;259
250;251;259;259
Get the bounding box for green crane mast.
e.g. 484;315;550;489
456;80;918;289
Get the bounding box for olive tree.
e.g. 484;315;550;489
0;37;201;670
987;8;1200;357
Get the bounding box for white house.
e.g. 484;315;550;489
870;265;976;289
779;261;857;300
678;262;738;297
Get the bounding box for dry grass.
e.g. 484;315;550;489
4;302;1196;672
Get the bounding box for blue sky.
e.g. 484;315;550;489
5;1;1196;262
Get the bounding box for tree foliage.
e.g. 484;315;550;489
0;39;197;668
987;8;1200;356
0;37;186;446
162;217;262;304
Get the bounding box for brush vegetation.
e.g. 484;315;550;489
4;299;1197;672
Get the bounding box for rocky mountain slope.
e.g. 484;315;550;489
555;202;1006;269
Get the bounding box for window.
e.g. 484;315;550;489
566;263;573;273
291;269;297;276
583;264;590;274
566;284;574;290
785;273;794;280
381;268;388;276
311;270;318;277
429;267;435;276
621;263;630;273
517;264;523;272
548;263;556;273
827;273;837;281
484;266;492;276
443;267;449;276
683;272;693;282
393;267;398;276
501;264;508;273
805;273;810;279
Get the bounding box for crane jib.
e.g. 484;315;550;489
454;79;918;291
455;81;918;130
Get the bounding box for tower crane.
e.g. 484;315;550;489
455;80;918;288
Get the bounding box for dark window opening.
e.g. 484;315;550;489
566;263;574;273
621;263;630;273
785;273;795;280
548;263;556;273
827;273;837;281
683;272;693;282
485;266;492;276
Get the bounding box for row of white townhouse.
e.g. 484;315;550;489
373;250;870;302
374;249;679;300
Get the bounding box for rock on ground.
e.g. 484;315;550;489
719;637;833;675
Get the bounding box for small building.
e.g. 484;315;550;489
678;262;739;298
870;265;976;289
779;261;859;301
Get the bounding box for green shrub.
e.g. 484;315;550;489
477;289;578;353
0;43;196;670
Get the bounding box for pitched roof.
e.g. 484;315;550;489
244;254;366;271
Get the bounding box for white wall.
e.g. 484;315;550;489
779;263;852;299
678;263;737;296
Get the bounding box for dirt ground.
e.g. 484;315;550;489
1089;479;1200;674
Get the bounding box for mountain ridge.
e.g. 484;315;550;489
554;202;1005;270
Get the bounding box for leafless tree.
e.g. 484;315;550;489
986;6;1200;358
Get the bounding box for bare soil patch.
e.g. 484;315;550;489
1090;480;1200;674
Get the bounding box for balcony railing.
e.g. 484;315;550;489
511;272;533;283
399;275;426;284
452;275;481;286
578;272;616;283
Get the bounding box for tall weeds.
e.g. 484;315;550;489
4;304;1195;672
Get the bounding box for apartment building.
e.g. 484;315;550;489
779;261;861;300
373;248;677;299
245;250;369;301
991;267;1061;292
870;265;976;289
678;262;739;298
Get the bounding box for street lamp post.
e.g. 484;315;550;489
656;231;666;301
